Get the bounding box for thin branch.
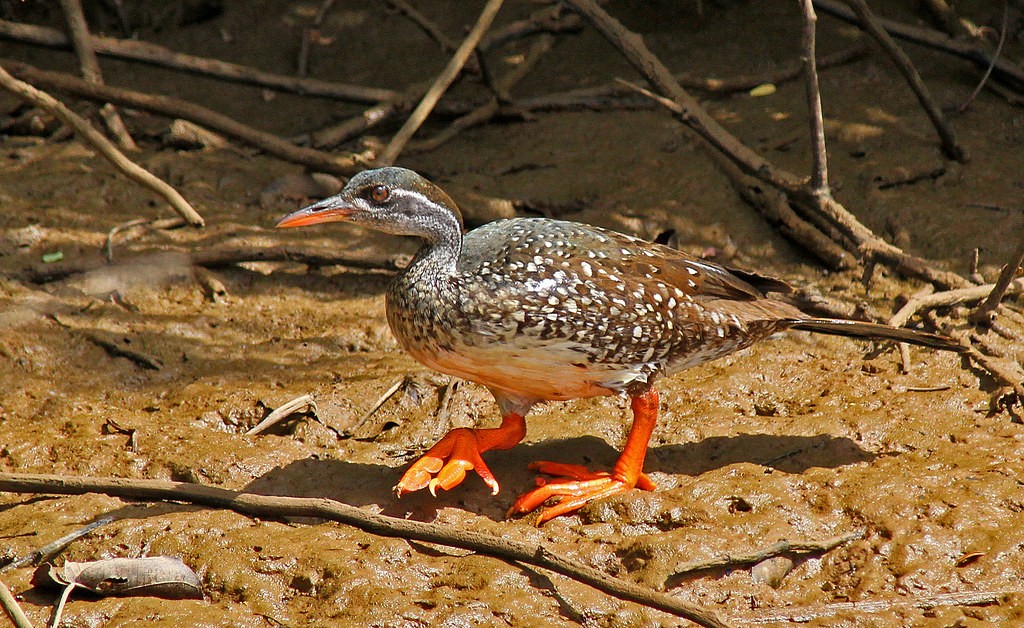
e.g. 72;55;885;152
563;0;803;193
957;1;1009;113
246;395;318;436
59;0;137;151
970;233;1024;325
347;376;410;437
0;578;32;628
306;86;418;149
2;59;368;177
569;0;970;291
0;472;730;628
813;0;1024;91
411;33;556;153
379;0;506;165
890;278;1024;328
27;244;408;285
670;530;865;580
385;0;480;74
105;217;186;262
2;516;116;573
617;79;853;270
800;0;830;196
0;62;205;227
0;19;398;104
736;589;1019;624
837;0;966;161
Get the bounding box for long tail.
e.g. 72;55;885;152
785;318;965;352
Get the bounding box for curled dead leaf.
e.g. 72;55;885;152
32;556;203;599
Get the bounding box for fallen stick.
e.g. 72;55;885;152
567;0;972;292
246;394;317;436
837;0;965;161
737;588;1019;624
386;0;480;74
0;62;204;227
378;0;507;165
813;0;1024;90
889;278;1024;328
669;530;865;582
26;244;408;284
970;232;1024;325
800;0;830;196
58;0;136;151
1;516;116;573
411;33;556;153
564;0;802;193
515;44;867;114
1;59;366;177
0;577;32;628
0;472;730;628
616;79;853;271
0;19;397;104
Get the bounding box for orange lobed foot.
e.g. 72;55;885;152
394;427;501;496
394;413;526;498
507;460;657;524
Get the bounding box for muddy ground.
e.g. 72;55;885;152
2;1;1024;626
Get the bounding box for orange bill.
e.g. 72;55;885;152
275;199;352;228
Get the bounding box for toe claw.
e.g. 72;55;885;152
509;462;657;523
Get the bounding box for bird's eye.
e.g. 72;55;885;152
369;184;390;203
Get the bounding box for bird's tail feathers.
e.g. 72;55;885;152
785;318;964;352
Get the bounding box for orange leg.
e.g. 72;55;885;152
394;412;526;497
508;387;660;524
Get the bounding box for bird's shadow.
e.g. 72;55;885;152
240;431;874;522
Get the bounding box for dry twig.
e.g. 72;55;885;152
969;230;1024;325
345;376;411;438
59;0;137;151
568;0;969;290
0;472;730;628
386;0;480;74
0;62;204;227
957;1;1009;113
2;60;368;177
800;0;830;196
836;0;965;161
296;0;336;78
0;19;397;103
670;530;865;582
0;578;32;628
411;33;556;153
27;244;408;285
105;217;185;262
247;395;318;436
736;589;1018;624
1;517;116;573
890;279;1024;329
813;0;1024;91
379;0;506;165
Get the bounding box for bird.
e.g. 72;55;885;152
276;167;963;524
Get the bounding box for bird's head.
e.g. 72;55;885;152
276;167;464;241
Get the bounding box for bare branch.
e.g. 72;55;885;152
2;60;368;177
379;0;506;165
800;0;830;196
837;0;966;161
0;19;398;103
0;472;730;628
59;0;137;150
0;62;204;227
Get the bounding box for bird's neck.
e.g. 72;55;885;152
403;215;463;285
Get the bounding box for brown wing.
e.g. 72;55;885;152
599;230;792;301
